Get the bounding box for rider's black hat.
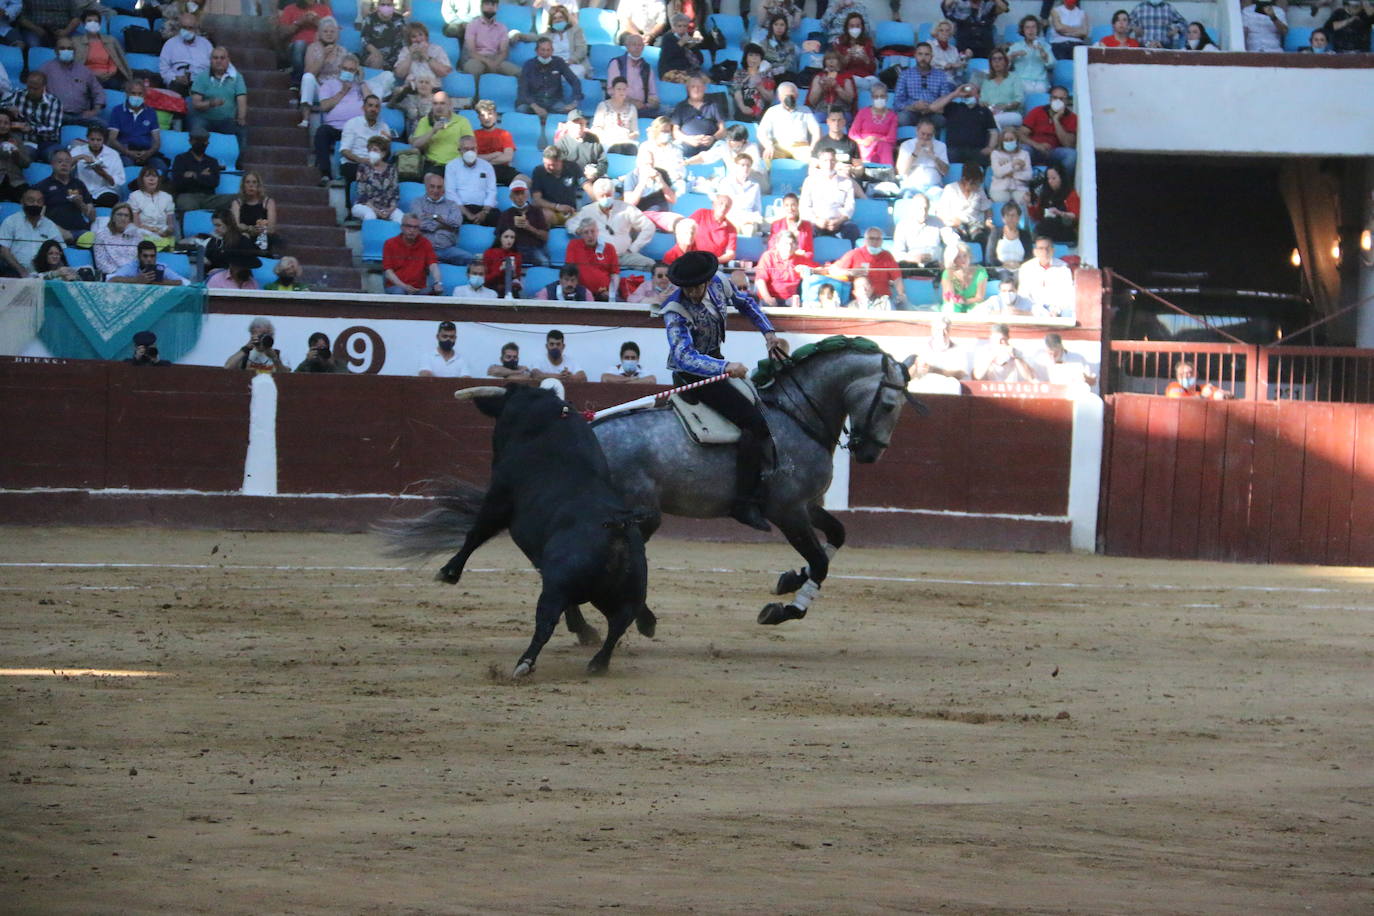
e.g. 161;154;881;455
667;250;719;288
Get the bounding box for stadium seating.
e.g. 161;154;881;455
442;72;477;101
876;21;916;52
509;41;538;68
658;82;688;108
707;15;746;50
589;43;622;76
802;273;849;306
398;181;425;209
1090;25;1113;44
769;159;808;196
0;44;20;78
1284;27;1315;52
547;227;570;257
458;224;496;254
579;8;618;45
438;262;470;290
813;235;852;264
735;235;765;263
252;257;281;289
497;5;532;32
853;198;895;236
903;278;941;308
479;74;519;110
606;153;636;179
523;266;559;292
361;219;400;261
28;47;55;71
1053;59;1075;92
182;209;215;237
641;232;675;261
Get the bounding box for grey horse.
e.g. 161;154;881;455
567;338;917;633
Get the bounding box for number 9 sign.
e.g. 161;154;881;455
333;326;386;374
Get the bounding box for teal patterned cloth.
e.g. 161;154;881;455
38;281;205;362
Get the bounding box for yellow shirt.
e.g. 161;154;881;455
415;115;474;166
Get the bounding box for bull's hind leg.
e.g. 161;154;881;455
759;508;832;626
513;586;570;678
773;504;845;596
564;605;601;646
585;596;639;675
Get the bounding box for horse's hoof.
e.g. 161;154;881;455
773;569;808;595
758;603;806;625
635;609;657;639
574;625;601;647
513;660;533;678
585;657;609;676
434;566;460;584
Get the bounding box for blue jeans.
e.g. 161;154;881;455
432;244;474;266
386;283;440;295
1032;145;1077;174
517;244;550;267
290;40;308;77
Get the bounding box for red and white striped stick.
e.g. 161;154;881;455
586;372;731;421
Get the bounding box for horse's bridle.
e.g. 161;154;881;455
767;352;919;453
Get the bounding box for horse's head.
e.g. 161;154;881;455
844;352;916;464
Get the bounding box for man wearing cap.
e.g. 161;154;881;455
495;178;550;267
516;36;582;117
126;330;172;367
660;250;788;532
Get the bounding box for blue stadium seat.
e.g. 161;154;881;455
707;14;746;49
903;278;941;308
361;218;400;261
606;153;636;178
478;74;519;110
801;274;849;306
458;223;495;254
642;46;661;70
433;36;462;65
503;111;542;147
27;47;55;71
685;161;719;182
412;2;447;31
160;252;193;281
813;235;852;264
103;89;125;118
182;209;214;236
60;124;88;147
966;57;989;74
580;78;604;108
379;106;405;136
206;133;239;170
125;52;160;75
0;45;20;78
1004;24;1022;45
579;8;618;45
1054;242;1077;259
853;197;894;235
523;265;559;292
944;162;963;185
509;40;538;67
457;109;479;132
1090;25;1113;44
65;247;93;269
442;72;477;100
658;81;687;108
512;147;543;176
497;5;533;32
1053;59;1075;92
398;180;425;208
918;23;935;43
875;20;916;51
589;43;622;76
1284;27;1315;52
547;227;570;259
769;158;808;196
331;0;359;24
23;163;52;184
216;173;240;194
251;257;280;289
438;262;470;290
1024;91;1051;112
795;18;822;43
735;235;765;263
111;14;144;39
0;200;19;221
338;28;363;55
161;130;190;161
641;232;674;261
713;47;743;66
967;241;984;263
674;192;712;215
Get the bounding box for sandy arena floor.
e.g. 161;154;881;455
1;528;1371;914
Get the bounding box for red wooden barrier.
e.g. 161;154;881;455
1101;395;1374;565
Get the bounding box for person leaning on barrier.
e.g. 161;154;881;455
601;340;658;385
487;340;530;379
1165;359;1232;400
225;316;287;373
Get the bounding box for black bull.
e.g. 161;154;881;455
377;383;654;677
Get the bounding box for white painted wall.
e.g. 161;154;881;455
1089;63;1374;156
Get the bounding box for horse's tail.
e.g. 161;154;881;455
373;477;488;560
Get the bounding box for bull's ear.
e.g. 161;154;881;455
453;385;508;417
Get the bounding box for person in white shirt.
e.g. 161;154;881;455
756;82;821;162
69;125;124;207
443;134;498;226
975;273;1034;315
1240;0;1287;52
339;94;394;185
1016;235;1075;317
896;117;949;194
418;320;473;377
974;322;1036;382
575;177;656;269
713;153;764;236
460;258;499;299
1034;332;1097;388
902;314;968;394
600;340;658;384
799;148;858;241
529;328;587;382
892;192;944;270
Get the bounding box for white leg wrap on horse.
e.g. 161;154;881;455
824;544;838;559
792;579;821;611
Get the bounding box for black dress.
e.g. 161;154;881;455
237;199;279;254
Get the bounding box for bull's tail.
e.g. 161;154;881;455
373;478;488;560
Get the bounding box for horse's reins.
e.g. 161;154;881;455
766;352;908;452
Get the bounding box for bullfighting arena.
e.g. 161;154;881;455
3;527;1371;914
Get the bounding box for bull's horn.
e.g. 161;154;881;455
539;378;566;399
453;386;506;401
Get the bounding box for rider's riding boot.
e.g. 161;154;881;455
731;433;771;533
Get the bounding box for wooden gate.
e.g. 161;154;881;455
1100;395;1374;566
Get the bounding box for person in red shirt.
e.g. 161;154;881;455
818;227;910;310
473;99;517;184
563;217;620;300
754;230;817;308
1164;359;1232;400
481;227;524;298
1020;85;1078;172
768;192;815;260
688;194;738;263
278;0;333;76
382;214;443;295
1097;10;1143;47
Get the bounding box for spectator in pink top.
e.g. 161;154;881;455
463;0;519;78
206;251;262;289
849;83;898;165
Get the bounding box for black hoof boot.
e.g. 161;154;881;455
434;566;461;584
758;602;806;625
773;568;808;595
635;607;657;639
731;501;771;533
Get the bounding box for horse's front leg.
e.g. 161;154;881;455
773;504;845;596
759;509;831;625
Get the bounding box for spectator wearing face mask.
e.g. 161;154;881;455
495;179;550;267
40;35;104;126
487;341;530;379
295;331;346;372
1184;21;1222;51
462;0;520;78
266;256;311;292
409;172;473;265
169;125;228;212
105;78;166;170
160;13;214;95
517;37;583;117
419;321;473;376
1020;86;1077;173
978;273;1034;315
73;9;134;90
360;0;406;70
338;92;394;190
310;54;372;183
576;177;656;271
606;33;660;117
352;136;401;223
69;125;122;208
1165;359;1231;399
534;263;596;302
816;227;911;310
0;187;66;275
33;148;94;234
444;134;498;228
207;251;263;290
849;83;897;165
628;261;675;306
601;341;658;385
757;82;820;162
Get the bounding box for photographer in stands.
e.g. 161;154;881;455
125;330;172;367
295;331;348;373
225;317;287;373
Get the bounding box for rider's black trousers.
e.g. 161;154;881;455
676;371;772;507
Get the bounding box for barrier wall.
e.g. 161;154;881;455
0;359;1087;552
1100;394;1374;565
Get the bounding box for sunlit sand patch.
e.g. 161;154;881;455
0;668;167;678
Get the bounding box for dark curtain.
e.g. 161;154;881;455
1279;159;1342;317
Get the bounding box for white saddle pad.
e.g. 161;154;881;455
668;377;758;445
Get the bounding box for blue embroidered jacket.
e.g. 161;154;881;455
661;275;774;377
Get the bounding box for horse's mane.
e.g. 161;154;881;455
750;335;885;390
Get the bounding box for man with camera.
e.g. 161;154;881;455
125;330;172;367
224;316;287;373
108;240;191;285
295;331;348;373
